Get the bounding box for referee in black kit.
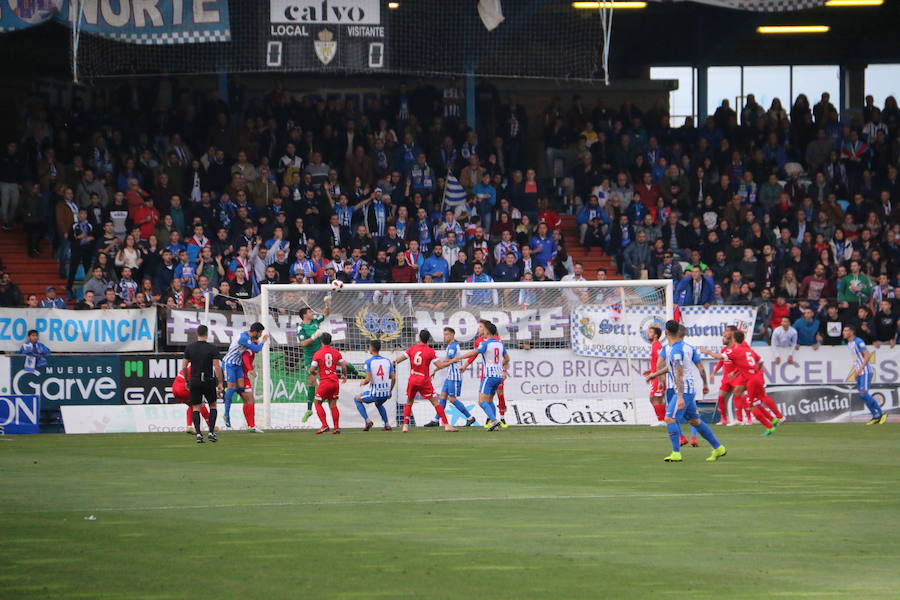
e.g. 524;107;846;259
183;325;225;444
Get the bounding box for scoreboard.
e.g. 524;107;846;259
265;0;389;71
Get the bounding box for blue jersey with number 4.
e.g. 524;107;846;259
365;355;394;398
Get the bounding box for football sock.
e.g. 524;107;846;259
860;393;882;418
693;421;721;449
186;406;193;427
223;388;235;419
192;410;202;433
761;395;784;419
734;395;746;421
403;403;412;425
716;395;728;421
355;400;369;422
200;405;210;424
497;388;506;416
315;403;328;427
330;404;340;429
434;404;449;425
652;403;666;421
752;406;773;429
667;422;681;452
690;425;699;439
451;399;472;418
481;400;497;421
375;402;389;425
242;402;255;428
436;398;447;420
305;383;315;410
208;408;217;432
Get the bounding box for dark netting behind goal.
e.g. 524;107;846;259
73;0;615;81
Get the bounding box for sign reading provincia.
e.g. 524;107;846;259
571;304;758;359
0;0;231;43
0;307;155;353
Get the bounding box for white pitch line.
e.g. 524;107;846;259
0;489;877;516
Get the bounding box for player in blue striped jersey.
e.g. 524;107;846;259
428;327;477;427
647;320;726;463
222;322;267;428
452;320;508;431
843;325;886;425
354;340;396;431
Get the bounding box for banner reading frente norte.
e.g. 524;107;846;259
0;307;156;353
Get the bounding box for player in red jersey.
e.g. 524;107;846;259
239;349;264;432
309;332;348;434
701;330;783;436
394;330;458;433
711;325;747;426
642;325;667;426
461;331;508;427
175;366;213;433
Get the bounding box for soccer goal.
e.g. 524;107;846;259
240;280;674;429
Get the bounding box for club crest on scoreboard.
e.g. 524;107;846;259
314;28;337;64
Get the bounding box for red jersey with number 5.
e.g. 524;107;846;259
406;343;436;379
722;342;761;376
312;346;343;382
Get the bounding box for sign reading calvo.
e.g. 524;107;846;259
271;0;381;24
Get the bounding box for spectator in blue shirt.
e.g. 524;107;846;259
793;308;821;348
421;245;449;283
39;286;66;308
576;195;608;245
674;267;715;307
530;222;557;266
472;173;497;233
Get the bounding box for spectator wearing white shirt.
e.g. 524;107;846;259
560;262;588;306
771;316;798;365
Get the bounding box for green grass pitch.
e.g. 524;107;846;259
2;424;898;599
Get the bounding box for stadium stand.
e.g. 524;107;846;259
0;78;898;346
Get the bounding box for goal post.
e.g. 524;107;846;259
244;279;674;429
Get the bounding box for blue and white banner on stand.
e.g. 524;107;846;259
0;0;231;44
571;304;758;359
0;307;156;353
0;395;40;434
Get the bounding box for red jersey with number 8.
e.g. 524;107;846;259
312;346;343;382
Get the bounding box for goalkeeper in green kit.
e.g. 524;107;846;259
297;304;330;422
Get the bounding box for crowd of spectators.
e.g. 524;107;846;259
0;79;898;346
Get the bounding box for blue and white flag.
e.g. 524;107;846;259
443;172;467;209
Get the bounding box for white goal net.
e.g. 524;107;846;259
240;280;673;429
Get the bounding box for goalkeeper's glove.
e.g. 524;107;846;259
310;329;323;340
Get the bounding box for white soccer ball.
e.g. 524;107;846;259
330;279;344;291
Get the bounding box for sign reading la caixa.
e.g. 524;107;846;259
0;0;230;44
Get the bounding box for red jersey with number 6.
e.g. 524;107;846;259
312;345;343;382
406;344;436;379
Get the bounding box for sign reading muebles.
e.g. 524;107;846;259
0;307;155;353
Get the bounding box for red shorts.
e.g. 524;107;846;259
172;380;190;404
316;380;340;401
745;372;766;400
649;378;663;397
407;376;435;401
719;372;746;393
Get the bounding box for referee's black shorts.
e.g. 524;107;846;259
188;381;217;406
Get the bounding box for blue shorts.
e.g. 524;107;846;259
359;390;390;404
665;388;699;421
441;379;463;398
856;368;873;392
479;376;503;397
224;363;244;384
